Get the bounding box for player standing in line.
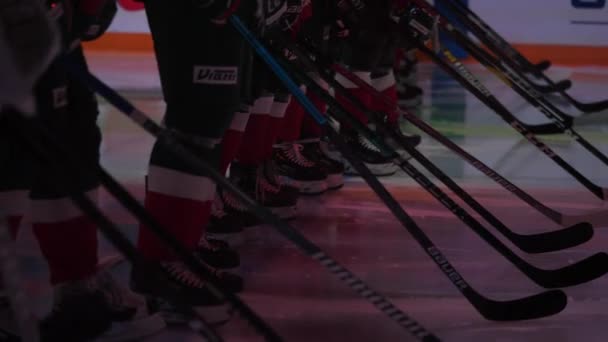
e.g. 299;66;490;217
1;0;166;340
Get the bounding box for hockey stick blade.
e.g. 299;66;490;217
525;252;608;288
470;289;566;321
522;121;568;135
560;209;608;227
572;97;608;114
507;222;593;254
532;79;572;94
535;60;551;72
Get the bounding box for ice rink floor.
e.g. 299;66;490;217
3;51;608;341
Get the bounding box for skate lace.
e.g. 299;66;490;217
221;190;249;212
164;262;208;289
358;134;382;153
255;166;280;202
284;144;314;167
198;236;221;252
211;194;227;219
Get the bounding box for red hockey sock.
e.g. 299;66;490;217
301;75;327;139
219;108;251;175
236;95;274;165
31;193;99;285
371;71;399;124
278;86;306;142
138;166;214;261
263;97;290;159
335;71;372;130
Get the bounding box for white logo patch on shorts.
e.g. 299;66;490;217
193;66;238;85
52;87;68;109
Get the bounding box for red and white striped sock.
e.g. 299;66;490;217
236;95;274;165
371;70;399;124
138;166;215;261
335;71;373;130
219;108;251;175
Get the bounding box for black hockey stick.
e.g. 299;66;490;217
410;37;608;201
233;15;569;322
63;48;439;341
8;114;228;342
535;60;551;73
286;37;593;252
534;79;572;94
439;0;608;113
274;43;608;289
409;0;608;167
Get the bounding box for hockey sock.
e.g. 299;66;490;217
277;86;307;143
301;75;328;139
263;95;291;159
335;71;373;131
32;192;99;285
138;166;214;261
235;94;274;165
219;107;251;175
371;70;399;125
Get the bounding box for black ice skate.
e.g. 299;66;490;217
272;142;329;195
300;138;345;190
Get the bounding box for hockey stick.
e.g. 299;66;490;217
232;15;570;321
534;60;551;73
286;38;593;252
62;49;439;341
438;0;608;113
294;38;603;227
273;42;608;289
408;0;608;167
406;33;608;200
534;79;572;94
9;113;233;342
